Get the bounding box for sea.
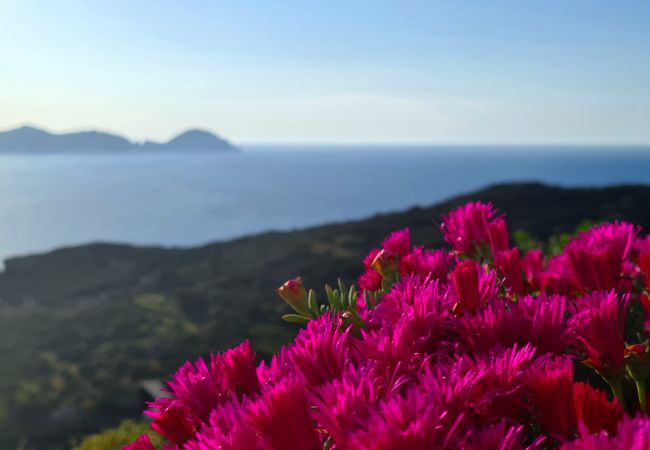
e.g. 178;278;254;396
0;145;649;263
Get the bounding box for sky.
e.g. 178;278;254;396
1;0;649;145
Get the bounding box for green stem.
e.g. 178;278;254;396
607;377;628;413
637;380;647;414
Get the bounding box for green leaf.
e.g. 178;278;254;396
308;289;319;317
282;314;309;324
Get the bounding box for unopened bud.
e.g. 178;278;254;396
277;277;309;316
370;249;398;276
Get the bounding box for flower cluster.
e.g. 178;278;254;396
127;201;650;449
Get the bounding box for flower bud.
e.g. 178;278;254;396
277;277;309;316
370;249;398;277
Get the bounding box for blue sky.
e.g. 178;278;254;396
1;0;649;144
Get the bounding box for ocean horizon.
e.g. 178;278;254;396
1;145;649;263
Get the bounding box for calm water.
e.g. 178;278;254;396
0;145;649;263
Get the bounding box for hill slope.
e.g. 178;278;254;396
1;182;650;448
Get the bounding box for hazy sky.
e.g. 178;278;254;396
1;1;649;144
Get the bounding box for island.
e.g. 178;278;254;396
0;125;238;153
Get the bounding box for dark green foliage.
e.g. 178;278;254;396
0;183;649;448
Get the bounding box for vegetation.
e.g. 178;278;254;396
0;183;649;448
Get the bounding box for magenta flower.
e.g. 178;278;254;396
565;222;638;292
400;247;454;283
561;416;650;450
246;378;321;450
573;382;623;435
185;400;261;450
488;218;510;255
522;249;544;291
525;357;577;438
123;434;155;450
519;294;574;355
463;420;543;450
636;235;650;287
288;314;350;386
310;365;381;444
569;291;629;373
494;247;526;297
450;260;498;314
440;201;500;254
381;228;412;258
144;398;197;445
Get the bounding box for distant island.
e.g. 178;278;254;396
0;125;238;153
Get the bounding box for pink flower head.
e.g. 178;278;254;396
346;384;464;450
494;248;526;297
310;365;381;444
463;420;543;450
573;382;623;435
519;294;574;355
363;276;453;374
220;340;260;398
468;344;539;422
185;400;261;450
381;228;412;258
561;415;650;450
637;235;650;287
569;291;629;373
522;249;545;291
451;260;499;314
246;377;321;450
400;247;454;283
123;434;155;450
358;267;382;291
288;314;350;386
145;398;197;445
525;357;576;438
488;218;510;255
457;299;527;354
541;254;582;297
565;222;639;292
440;201;500;254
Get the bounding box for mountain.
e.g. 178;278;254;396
0;126;237;153
1;183;650;448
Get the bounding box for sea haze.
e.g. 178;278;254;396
0;145;649;263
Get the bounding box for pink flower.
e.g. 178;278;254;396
185;401;262;450
381;228;412;258
525;357;576;438
573;382;622;435
440;201;501;254
246;378;321;450
221;340;260;398
561;416;650;450
463;420;543;450
488;218;510;255
345;385;464;450
565;222;638;292
400;247;454;283
541;254;582;297
358;268;382;291
522;249;544;291
494;248;526;297
123;434;155;450
145;398;197;445
569;291;629;373
451;260;498;314
636;235;650;287
310;365;381;444
519;294;574;355
288;314;350;386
